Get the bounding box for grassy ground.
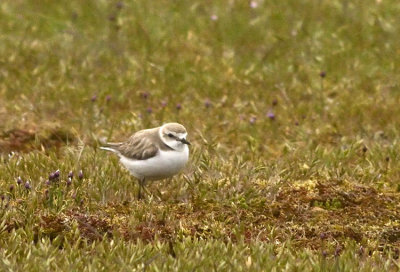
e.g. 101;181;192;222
1;0;400;270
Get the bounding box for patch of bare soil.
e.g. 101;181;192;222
0;127;75;153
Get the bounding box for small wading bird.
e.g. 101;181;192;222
100;123;190;199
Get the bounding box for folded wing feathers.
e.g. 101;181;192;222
101;131;159;160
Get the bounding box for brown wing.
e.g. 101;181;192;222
110;130;160;160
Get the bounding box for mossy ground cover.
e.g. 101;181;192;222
1;0;400;270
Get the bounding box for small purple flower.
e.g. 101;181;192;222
67;177;72;186
45;180;51;186
294;121;299;126
272;99;278;106
49;170;60;181
146;107;153;114
334;246;342;257
161;100;167;108
25;181;31;190
210;14;218;21
204;99;212;108
91;94;97;102
141;92;149;100
249;116;256;125
116;1;123;9
358;246;364;256
267;111;275;120
176;103;182;111
9;185;14;192
78;170;84;180
68;171;74;179
322;250;328;258
319;71;326;78
106;95;112;102
17;177;22;185
320;232;327;240
250;1;258;8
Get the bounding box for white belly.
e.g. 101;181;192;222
119;146;189;181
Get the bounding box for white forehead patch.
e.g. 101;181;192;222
177;133;187;139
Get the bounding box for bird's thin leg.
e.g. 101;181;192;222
138;178;145;200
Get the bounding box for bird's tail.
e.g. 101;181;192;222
99;142;122;154
99;146;118;153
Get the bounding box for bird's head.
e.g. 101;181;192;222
160;123;190;150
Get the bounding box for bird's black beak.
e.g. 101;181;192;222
179;138;191;145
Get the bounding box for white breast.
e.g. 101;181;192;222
119;146;189;181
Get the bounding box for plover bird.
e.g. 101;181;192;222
100;123;190;199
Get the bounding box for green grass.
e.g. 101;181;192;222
1;0;400;270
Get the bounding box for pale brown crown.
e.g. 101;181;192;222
161;123;187;135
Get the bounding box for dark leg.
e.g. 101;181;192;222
138;178;145;200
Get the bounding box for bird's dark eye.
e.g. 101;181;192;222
168;133;174;138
